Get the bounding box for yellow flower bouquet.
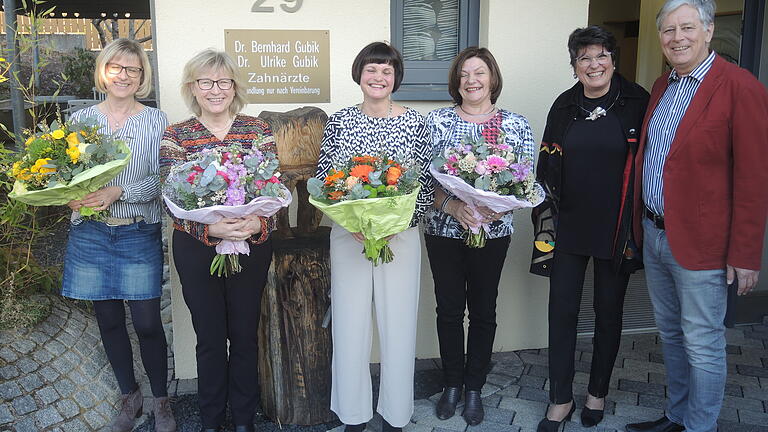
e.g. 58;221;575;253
8;118;131;216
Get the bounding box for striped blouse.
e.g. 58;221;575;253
69;104;169;224
159;115;278;246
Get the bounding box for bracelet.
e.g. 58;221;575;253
440;196;453;213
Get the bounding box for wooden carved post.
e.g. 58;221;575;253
257;107;335;425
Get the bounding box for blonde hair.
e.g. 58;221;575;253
180;49;247;117
94;38;152;98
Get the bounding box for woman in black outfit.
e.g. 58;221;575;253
531;26;649;431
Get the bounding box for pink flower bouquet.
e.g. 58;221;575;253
431;132;543;247
163;143;291;276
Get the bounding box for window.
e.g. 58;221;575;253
391;0;480;100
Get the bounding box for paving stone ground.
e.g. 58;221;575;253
2;230;767;432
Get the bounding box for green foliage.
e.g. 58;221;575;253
62;48;96;98
0;142;62;331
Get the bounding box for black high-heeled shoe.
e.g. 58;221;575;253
344;423;366;432
580;405;604;427
536;402;575;432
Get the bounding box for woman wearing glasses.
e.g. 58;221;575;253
62;39;175;432
531;26;648;431
159;49;275;432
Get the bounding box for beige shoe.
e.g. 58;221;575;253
110;388;143;432
153;397;177;432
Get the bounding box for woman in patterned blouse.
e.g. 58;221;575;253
159;50;276;432
315;42;434;432
425;47;535;426
62;39;175;432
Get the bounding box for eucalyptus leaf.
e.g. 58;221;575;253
200;164;217;186
306;177;324;198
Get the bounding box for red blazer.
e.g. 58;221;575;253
633;54;768;271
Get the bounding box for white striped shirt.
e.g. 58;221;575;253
643;51;716;215
70;104;169;223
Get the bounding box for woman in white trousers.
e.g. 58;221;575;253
315;42;434;432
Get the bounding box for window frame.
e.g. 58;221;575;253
390;0;480;101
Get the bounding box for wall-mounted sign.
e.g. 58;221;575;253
225;29;330;104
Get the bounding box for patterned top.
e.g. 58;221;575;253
424;107;535;239
70;104;169;224
315;105;434;226
643;51;715;215
159;115;277;245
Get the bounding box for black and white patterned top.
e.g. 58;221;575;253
424;107;535;239
315;105;434;226
70;104;169;224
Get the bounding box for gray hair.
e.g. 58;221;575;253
656;0;716;30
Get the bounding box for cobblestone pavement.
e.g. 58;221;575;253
3;296;767;431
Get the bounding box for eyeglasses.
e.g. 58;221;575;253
195;79;234;90
576;52;612;68
106;63;143;78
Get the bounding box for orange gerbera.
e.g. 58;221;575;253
385;166;402;185
350;164;374;182
325;169;345;186
328;190;344;200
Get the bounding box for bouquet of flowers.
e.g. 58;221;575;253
431;132;543;247
162;142;292;277
307;155;420;265
8;118;131;216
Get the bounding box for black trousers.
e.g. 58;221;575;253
172;231;272;428
425;234;510;391
547;249;629;404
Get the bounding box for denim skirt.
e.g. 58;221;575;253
61;220;163;301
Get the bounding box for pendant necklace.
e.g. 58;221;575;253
457;104;497;118
199;116;235;137
104;101;135;130
578;90;620;121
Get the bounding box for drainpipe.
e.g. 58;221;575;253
3;0;24;149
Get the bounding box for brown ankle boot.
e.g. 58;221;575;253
153;397;177;432
110;387;143;432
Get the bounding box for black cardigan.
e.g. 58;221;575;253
530;73;649;276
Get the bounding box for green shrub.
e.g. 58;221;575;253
62;47;96;99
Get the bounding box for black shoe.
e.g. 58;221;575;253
234;425;255;432
581;405;604;427
536;402;575;432
344;423;366;432
382;420;402;432
461;390;484;426
436;386;462;420
625;416;684;432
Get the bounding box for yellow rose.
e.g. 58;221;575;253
66;144;80;163
66;132;79;147
17;168;32;181
31;158;56;174
51;129;65;140
24;135;35;146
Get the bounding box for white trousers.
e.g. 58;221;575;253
329;224;421;427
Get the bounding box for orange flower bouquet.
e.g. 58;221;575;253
307;154;421;265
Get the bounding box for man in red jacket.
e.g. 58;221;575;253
627;1;768;432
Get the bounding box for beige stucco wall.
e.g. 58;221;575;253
153;0;588;379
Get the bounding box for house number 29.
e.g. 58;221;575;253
251;0;303;13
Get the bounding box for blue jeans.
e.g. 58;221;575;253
642;217;727;432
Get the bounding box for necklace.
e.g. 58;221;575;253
457;105;497;117
103;101;136;130
578;91;620;121
359;101;392;118
198;116;235;135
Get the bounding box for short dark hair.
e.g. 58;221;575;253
447;47;503;106
567;26;618;67
351;42;404;92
